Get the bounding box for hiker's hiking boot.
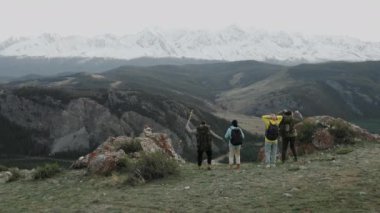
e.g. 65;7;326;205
236;164;240;170
207;165;212;170
265;164;271;168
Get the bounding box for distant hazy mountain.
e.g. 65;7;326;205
0;56;222;78
215;61;380;121
6;60;380;121
0;76;13;84
1;26;380;63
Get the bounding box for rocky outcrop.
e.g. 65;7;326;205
0;168;35;183
71;128;183;175
311;129;334;150
51;98;127;153
257;116;380;162
0;171;13;183
0;88;203;159
140;131;180;159
87;150;126;175
297;116;380;143
0;91;126;154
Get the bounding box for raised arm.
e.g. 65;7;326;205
293;110;303;122
185;122;196;135
210;130;224;141
262;114;283;125
224;128;231;141
261;114;273;124
277;115;283;124
262;114;272;120
240;128;245;139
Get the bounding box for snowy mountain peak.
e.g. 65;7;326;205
1;27;380;63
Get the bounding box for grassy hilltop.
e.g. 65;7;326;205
1;141;379;212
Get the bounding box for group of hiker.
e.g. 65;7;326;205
185;109;303;169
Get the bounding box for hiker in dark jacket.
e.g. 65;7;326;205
224;120;245;170
278;110;303;163
186;121;223;170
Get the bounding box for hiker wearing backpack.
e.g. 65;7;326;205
261;114;283;168
186;121;223;170
224;120;245;170
278;110;303;163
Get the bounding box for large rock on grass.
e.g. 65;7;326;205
71;129;182;174
312;129;334;150
257;115;380;162
297;116;380;143
87;150;126;175
0;171;12;183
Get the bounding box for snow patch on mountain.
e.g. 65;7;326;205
1;26;380;63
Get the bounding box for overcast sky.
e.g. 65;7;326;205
1;0;379;41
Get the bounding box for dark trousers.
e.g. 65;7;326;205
282;137;297;162
197;149;212;166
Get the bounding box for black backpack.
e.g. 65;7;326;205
230;128;243;145
280;116;294;135
196;126;212;150
265;123;279;141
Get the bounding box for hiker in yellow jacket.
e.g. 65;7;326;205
262;114;283;168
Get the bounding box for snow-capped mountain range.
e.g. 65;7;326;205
1;26;380;63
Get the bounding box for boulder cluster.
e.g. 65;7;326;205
71;126;182;175
0;168;35;183
258;116;380;161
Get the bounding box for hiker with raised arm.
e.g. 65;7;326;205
261;113;283;168
185;111;223;170
278;110;303;163
224;120;245;170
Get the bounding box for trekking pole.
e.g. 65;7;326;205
186;109;193;126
